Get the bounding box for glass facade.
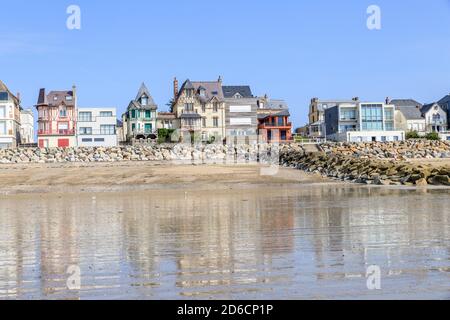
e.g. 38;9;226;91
361;104;383;131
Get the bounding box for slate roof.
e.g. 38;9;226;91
37;88;75;107
420;102;444;114
396;106;423;120
266;99;289;110
438;95;450;109
176;79;224;104
222;86;253;99
390;99;423;108
128;83;158;111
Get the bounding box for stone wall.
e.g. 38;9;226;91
280;142;450;186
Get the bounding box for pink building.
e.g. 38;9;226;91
36;86;77;148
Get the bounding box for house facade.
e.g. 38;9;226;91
421;103;448;133
172;77;226;143
77;107;117;147
0;80;21;149
308;98;359;138
36;86;78;148
325;101;405;142
122;83;158;142
391;99;425;134
437;94;450;130
222;86;258;144
257;96;293;143
20;108;35;144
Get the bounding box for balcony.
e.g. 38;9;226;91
259;122;292;129
38;129;76;136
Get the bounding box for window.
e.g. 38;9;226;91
185;103;194;112
361;104;383;131
79;112;92;122
0;121;6;134
213;117;219;127
213;103;219;112
132;123;136;132
201;104;206;113
141;96;148;106
60;107;67;117
100;125;116;135
432;114;441;122
384;109;394;121
186;89;194;98
340;109;356;120
58;123;69;134
94;138;105;142
100;111;113;117
53;96;58;101
66;96;73;101
0;106;5;118
0;92;8;101
145;110;151;119
82;138;93;142
278;117;284;126
80;127;92;135
202;118;206;127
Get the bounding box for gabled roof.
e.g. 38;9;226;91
135;83;155;103
222;86;253;99
390;99;423;108
421;102;445;114
0;80;20;104
175;79;224;104
396;106;424;120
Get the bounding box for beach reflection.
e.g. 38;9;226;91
0;186;449;300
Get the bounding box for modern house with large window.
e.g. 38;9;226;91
36;86;77;148
324;100;405;142
77;107;117;147
0;80;21;149
122;83;158;142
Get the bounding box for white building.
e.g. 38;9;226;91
325;101;405;142
77;107;118;147
421;103;448;133
20;109;35;144
0;80;21;149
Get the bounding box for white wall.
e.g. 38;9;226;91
77;107;118;147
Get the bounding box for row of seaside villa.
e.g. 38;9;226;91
304;96;450;142
0;78;293;149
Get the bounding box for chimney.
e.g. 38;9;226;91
16;92;21;103
72;84;77;108
218;76;223;84
173;77;179;100
352;97;359;101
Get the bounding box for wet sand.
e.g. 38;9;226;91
0;163;449;300
0;162;331;195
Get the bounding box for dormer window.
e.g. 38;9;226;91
0;92;8;101
53;96;58;101
199;88;206;97
66;96;73;101
234;93;242;99
186;89;194;98
141;95;148;106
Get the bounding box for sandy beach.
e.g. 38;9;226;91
0;162;332;195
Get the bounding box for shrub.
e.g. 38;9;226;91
425;132;440;141
157;128;176;143
406;131;420;139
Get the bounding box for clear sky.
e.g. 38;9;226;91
1;0;450;127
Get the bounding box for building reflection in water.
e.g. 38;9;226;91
0;185;448;299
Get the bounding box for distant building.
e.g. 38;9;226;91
421;102;448;133
36;86;77;148
122;83;158;142
77;107;117;147
257;96;293;143
20;108;35;144
0;80;21;149
437;94;450;130
222;86;258;144
324;101;405;142
391;99;426;134
308;98;359;138
172;77;226;143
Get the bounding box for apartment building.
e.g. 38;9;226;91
172;77;226;143
222;86;258;144
20;108;35;144
325;100;405;142
36;86;77;148
77;107;117;147
0;80;21;149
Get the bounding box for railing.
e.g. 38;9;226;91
261;122;292;128
293;134;326;144
38;129;76;135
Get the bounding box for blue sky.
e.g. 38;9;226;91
1;0;450;127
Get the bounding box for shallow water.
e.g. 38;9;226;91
0;185;449;300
